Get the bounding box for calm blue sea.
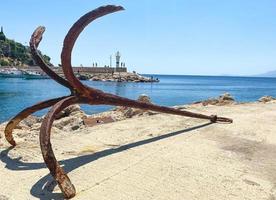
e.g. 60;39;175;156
1;74;276;123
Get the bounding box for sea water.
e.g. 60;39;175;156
1;75;276;122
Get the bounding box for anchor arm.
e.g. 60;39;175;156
39;96;85;199
30;26;73;90
87;91;233;123
61;5;125;94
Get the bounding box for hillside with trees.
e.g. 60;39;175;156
0;26;52;67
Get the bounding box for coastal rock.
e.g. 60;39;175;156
195;93;235;106
114;94;155;118
21;115;42;127
11;115;42;130
219;93;234;101
53;105;86;131
258;96;275;103
30;123;42;131
87;72;159;83
123;108;134;118
53;115;85;132
137;94;152;104
55;104;84;119
14;105;86;132
78;94;156;128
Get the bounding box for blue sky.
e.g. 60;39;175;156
1;0;276;75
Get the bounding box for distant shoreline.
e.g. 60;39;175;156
143;73;276;78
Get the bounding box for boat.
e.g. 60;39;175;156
22;71;49;79
0;68;24;78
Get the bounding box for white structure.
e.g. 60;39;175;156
115;51;121;69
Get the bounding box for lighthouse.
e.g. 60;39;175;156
115;51;121;70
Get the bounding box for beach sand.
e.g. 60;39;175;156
0;101;276;199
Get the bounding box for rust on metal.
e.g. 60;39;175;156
4;96;68;146
4;5;233;198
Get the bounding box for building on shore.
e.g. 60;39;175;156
10;51;128;74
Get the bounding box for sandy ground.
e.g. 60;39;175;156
0;101;276;200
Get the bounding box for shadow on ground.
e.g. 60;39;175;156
0;122;212;200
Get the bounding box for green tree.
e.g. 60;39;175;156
0;31;52;66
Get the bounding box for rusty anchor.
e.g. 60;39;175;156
4;5;233;198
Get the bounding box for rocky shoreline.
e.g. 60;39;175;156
0;94;156;135
75;72;159;83
1;93;275;136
